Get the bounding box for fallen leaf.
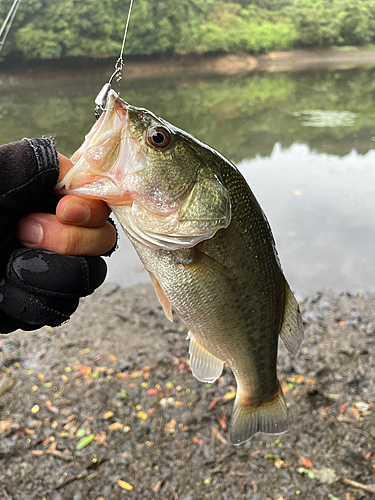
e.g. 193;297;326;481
76;428;86;438
217;414;227;430
297;467;315;479
353;401;371;412
147;389;158;395
223;391;236;401
313;467;338;485
274;458;284;469
108;422;124;431
117;479;133;490
95;431;107;444
165;419;177;433
340;403;347;414
31;405;40;414
47;405;59;415
208;397;221;410
350;407;361;422
103;411;114;419
76;434;95;450
300;456;313;469
152;479;163;493
0;420;11;434
79;366;91;377
192;436;204;445
137;411;148;421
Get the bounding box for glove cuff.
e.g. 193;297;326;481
24;137;59;176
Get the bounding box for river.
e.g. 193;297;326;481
1;62;375;295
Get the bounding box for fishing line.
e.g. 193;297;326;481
95;0;134;118
0;0;21;55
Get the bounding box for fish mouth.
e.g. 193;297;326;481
55;90;139;206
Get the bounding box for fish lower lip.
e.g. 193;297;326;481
63;176;134;205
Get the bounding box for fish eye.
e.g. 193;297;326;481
146;126;172;149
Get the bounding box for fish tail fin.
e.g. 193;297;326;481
229;384;288;445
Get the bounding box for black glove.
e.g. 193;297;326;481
0;138;108;333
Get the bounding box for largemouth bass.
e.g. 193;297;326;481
57;90;303;445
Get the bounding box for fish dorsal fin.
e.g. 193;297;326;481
279;281;304;357
149;272;173;322
189;333;224;383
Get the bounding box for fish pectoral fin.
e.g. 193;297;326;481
189;334;224;383
229;384;288;446
149;272;173;322
279;280;304;357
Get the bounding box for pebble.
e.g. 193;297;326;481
0;375;16;397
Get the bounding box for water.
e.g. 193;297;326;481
1;65;375;295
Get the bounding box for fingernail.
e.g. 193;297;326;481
61;201;90;223
18;219;43;246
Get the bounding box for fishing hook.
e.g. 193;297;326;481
94;0;134;119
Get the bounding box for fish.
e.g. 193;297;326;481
57;89;303;445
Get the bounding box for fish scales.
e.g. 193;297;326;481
57;90;303;445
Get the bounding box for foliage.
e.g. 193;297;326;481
2;0;375;60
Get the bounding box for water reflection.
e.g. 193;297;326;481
1;66;375;293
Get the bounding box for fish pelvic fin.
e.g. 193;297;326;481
189;333;224;383
279;280;304;357
149;272;173;322
229;384;288;446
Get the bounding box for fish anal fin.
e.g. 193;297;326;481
149;272;173;322
229;384;288;445
279;280;304;357
189;333;224;383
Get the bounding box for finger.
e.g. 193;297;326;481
56;195;112;227
17;213;117;256
57;152;74;183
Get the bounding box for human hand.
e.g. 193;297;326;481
0;138;117;333
17;153;117;256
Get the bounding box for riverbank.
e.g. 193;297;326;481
1;283;375;499
2;47;375;87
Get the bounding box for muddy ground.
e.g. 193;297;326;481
1;283;375;500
